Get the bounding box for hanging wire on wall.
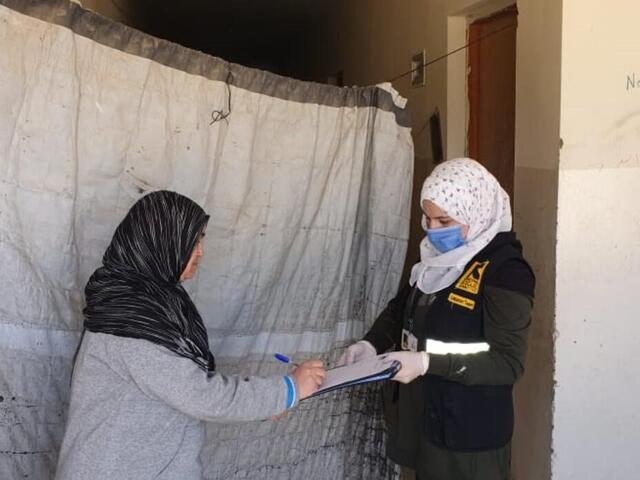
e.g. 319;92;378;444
206;22;516;126
388;22;516;83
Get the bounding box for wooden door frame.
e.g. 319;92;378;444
467;5;518;161
445;0;517;160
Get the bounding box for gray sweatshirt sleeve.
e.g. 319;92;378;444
115;338;290;423
427;285;533;385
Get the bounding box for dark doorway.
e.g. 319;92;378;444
468;6;518;201
130;0;338;80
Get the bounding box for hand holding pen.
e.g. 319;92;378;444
275;353;326;400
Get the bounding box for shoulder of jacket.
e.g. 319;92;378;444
485;255;535;297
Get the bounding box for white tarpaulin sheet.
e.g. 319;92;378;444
0;1;413;478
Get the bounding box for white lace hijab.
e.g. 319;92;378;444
409;158;512;294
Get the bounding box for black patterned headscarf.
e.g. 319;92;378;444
83;190;215;372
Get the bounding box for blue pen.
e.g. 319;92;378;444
274;353;299;367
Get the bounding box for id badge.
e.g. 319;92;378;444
401;329;418;352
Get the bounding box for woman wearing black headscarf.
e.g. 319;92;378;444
55;191;324;480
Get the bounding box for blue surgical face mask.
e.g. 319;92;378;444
426;224;465;253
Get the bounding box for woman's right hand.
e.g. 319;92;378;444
291;360;326;400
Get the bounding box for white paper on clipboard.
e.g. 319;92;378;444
309;354;401;398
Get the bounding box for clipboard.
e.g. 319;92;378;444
309;354;401;398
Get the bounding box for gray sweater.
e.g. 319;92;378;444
55;332;288;480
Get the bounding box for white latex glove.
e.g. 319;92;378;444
336;340;377;367
385;351;430;384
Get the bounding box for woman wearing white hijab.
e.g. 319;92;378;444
339;159;535;479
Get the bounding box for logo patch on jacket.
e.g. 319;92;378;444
448;292;476;310
455;260;490;295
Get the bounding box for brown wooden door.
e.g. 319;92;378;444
468;6;518;202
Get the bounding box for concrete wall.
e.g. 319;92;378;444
511;1;562;478
553;0;640;477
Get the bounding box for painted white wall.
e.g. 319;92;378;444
512;1;562;479
553;0;640;478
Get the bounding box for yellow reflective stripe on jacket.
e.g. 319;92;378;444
425;339;490;355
